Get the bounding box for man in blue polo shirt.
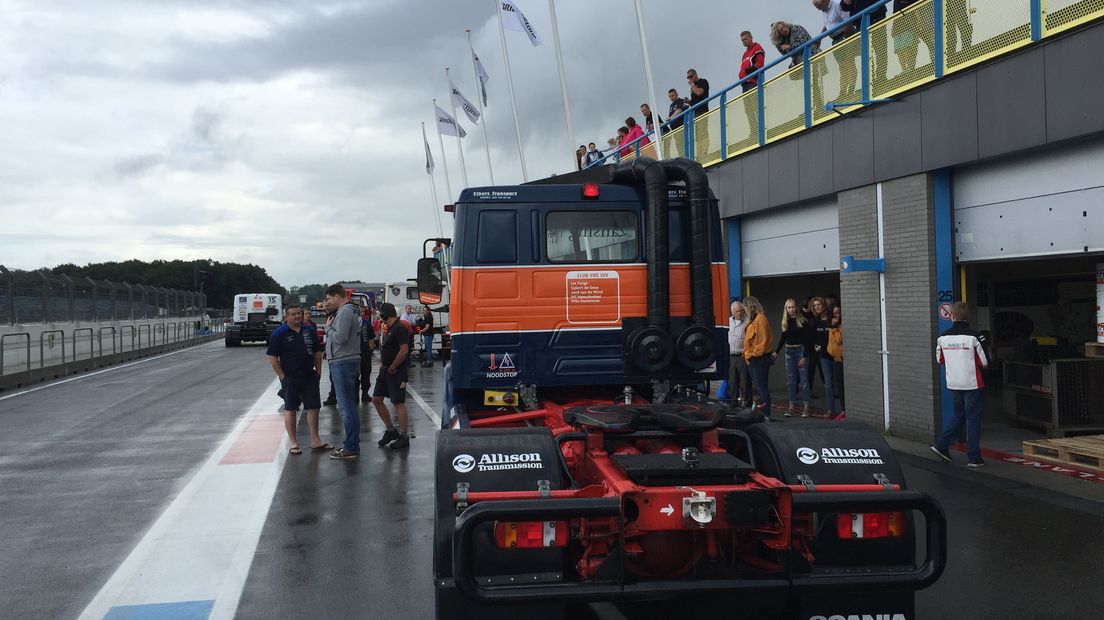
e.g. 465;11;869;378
267;304;330;455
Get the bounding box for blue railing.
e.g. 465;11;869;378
587;0;1099;168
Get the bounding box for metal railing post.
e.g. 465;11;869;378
38;271;49;324
757;77;766;145
686;109;696;159
122;282;134;320
1030;0;1044;40
934;0;945;78
861;13;872;101
803;48;813;129
719;90;728;161
0;265;14;326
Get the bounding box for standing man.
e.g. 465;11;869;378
667;89;689;157
640;103;662;133
323;284;363;460
728;300;752;407
686;69;710;157
267;305;330;455
373;303;412;450
420;306;435;368
584;142;604;167
356;308;376;403
401;304;415;324
931;302;990;468
738;31;766;138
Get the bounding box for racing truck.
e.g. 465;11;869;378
418;158;946;620
224;292;282;347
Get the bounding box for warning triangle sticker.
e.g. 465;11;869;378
500;353;515;370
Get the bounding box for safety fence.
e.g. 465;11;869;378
0;321;225;378
600;0;1104;167
0;264;207;326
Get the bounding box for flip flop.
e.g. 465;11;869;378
310;443;334;452
289;446;302;455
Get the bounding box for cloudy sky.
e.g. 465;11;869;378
0;0;823;291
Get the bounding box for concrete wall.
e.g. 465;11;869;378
1;316;207;376
837;174;941;442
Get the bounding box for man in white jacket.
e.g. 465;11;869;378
930;302;989;468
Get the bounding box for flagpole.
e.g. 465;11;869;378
467;29;494;185
445;67;470;188
432;98;454;202
633;0;665;161
496;0;529;182
547;0;577;171
421;122;444;237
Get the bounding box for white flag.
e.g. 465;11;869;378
424;134;434;175
435;103;467;138
473;51;490;106
449;79;481;124
501;2;543;47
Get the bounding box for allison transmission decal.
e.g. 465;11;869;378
452;452;543;473
797;447;885;465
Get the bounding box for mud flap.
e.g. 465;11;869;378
433;428;567;620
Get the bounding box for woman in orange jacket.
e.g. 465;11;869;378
742;296;775;420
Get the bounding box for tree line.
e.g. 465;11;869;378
46;259;286;309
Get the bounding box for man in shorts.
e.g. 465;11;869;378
372;302;412;450
267;304;330;455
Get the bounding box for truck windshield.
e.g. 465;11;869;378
546;210;638;263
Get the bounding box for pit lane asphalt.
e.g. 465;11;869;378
5;345;1104;619
0;341;275;619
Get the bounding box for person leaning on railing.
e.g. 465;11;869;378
770;21;818;67
849;0;890;83
815;0;860;98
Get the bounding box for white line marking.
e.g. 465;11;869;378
0;340;222;402
407;385;442;428
77;377;286;620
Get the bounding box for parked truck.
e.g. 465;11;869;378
225;292;282;347
418;158;946;620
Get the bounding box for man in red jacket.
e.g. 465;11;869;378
738;31;766;137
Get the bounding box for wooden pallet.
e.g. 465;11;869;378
1022;435;1104;471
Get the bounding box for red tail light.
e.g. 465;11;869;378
494;521;568;549
582;183;600;198
837;512;906;539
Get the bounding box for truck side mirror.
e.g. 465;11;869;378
417;257;444;305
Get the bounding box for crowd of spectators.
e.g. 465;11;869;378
575;0;972;170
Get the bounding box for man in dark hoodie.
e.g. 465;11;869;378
323;284;363;460
372;303;412;450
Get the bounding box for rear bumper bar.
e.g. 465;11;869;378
451;491;946;604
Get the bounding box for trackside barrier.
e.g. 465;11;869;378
98;326;117;357
137;324;151;350
586;0;1104;169
1;333;31;374
121;325;135;352
40;330;66;368
73;328;94;362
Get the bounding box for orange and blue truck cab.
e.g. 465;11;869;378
443;169;729;424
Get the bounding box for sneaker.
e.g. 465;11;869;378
388;434;410;450
833;411;846;421
377;428;400;447
329;448;359;460
801;404;810;418
929;446;953;462
967;459;985;468
322;397;337;406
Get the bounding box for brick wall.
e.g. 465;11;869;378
837;174;940;442
837;185;885;429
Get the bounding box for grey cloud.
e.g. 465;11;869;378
113;153;166;178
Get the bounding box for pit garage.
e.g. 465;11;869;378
954;139;1104;446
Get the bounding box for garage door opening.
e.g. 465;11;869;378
963;255;1104;449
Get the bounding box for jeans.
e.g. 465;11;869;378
330;358;361;452
748;355;772;415
934;389;984;462
728;354;752;404
422;333;433;362
820;355;836;413
783;347;810;404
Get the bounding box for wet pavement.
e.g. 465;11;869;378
3;346;1104;619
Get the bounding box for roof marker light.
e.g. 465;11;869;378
582;183;600;199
